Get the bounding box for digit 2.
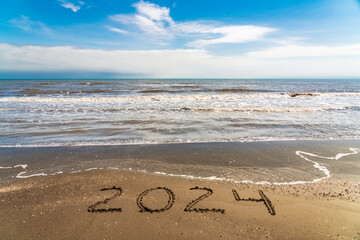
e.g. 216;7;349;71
184;186;225;214
88;186;122;213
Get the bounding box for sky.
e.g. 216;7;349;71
1;0;360;78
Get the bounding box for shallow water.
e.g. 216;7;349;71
0;140;359;184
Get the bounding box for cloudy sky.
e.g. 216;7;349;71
1;0;360;78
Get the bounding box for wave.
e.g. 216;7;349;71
1;106;358;113
18;88;106;95
0;129;88;137
0;136;359;148
140;88;272;93
1;92;360;103
78;82;108;85
35;82;58;86
178;106;360;112
228;123;305;128
120;119;159;124
288;92;319;97
204;88;271;92
138;89;179;93
171;85;199;89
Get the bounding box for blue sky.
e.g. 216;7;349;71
1;0;360;78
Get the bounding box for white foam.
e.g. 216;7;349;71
107;167;119;170
84;167;102;171
334;148;359;160
154;148;360;186
0;164;48;178
0;164;27;170
14;164;27;169
1;106;356;113
50;171;63;175
16;172;47;179
0;136;359;148
0;92;359;104
1;148;358;184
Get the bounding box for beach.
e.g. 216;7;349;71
1;140;360;239
1;79;359;239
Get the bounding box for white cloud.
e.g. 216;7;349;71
247;44;360;58
0;44;237;77
109;1;275;46
62;3;80;12
170;21;214;34
110;15;133;25
189;25;276;47
9;15;51;33
111;1;173;37
134;15;168;35
1;43;360;78
133;1;173;22
58;0;84;12
107;27;128;34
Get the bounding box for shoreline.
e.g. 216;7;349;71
1;139;359;184
1;137;360;148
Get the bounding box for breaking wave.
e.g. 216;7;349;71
1;92;359;103
1;106;359;113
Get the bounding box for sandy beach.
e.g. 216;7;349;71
1;141;360;239
2;0;360;238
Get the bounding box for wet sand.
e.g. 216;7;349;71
0;169;360;240
1;140;360;183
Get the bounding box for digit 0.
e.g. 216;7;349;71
136;187;175;213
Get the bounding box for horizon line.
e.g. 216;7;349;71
1;78;360;80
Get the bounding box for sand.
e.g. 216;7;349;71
0;169;360;240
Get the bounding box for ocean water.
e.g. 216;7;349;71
0;79;359;147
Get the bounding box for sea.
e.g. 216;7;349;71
0;79;359;147
0;79;359;184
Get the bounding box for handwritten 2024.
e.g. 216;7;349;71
88;186;276;216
